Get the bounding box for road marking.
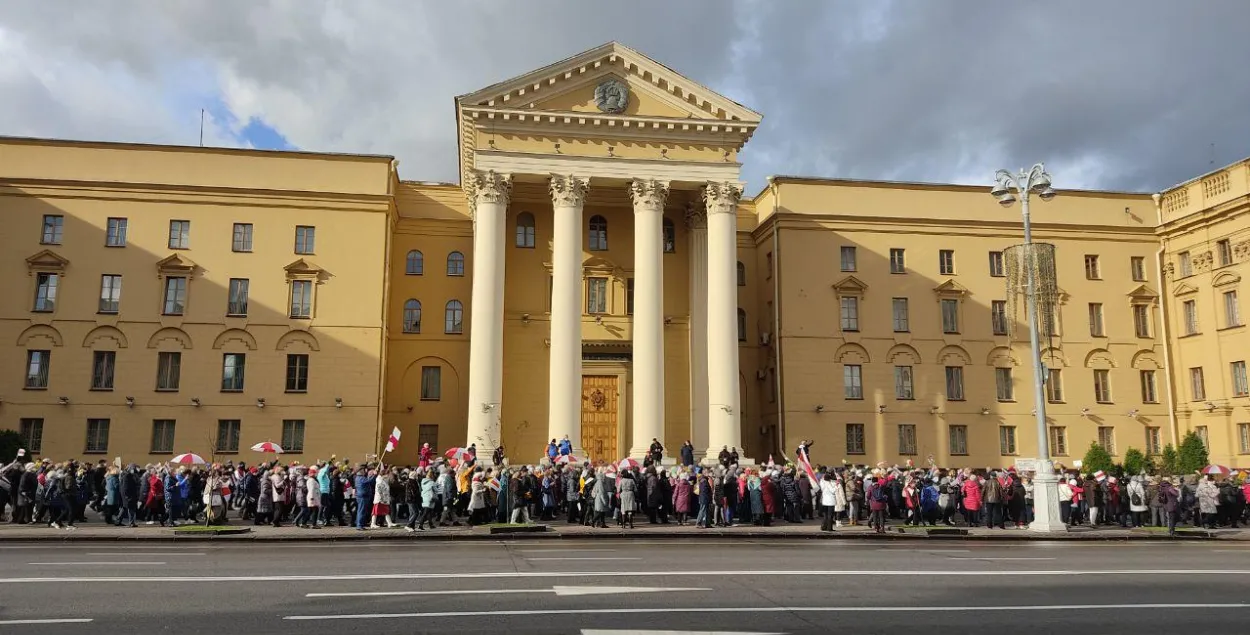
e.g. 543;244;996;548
524;557;641;561
27;562;167;566
284;603;1250;620
85;553;205;557
7;569;1250;584
516;549;618;553
952;557;1057;561
308;586;709;598
877;549;970;553
0;618;93;625
582;631;783;635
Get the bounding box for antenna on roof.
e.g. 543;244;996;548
199;109;205;147
1210;142;1215;167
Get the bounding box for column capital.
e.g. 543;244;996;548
628;178;670;212
549;174;590;208
703;181;743;216
466;170;512;217
684;200;707;229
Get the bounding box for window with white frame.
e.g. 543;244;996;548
232;223;253;252
840;246;857;272
1084;254;1101;280
163;277;187;315
846;423;865;455
843;365;863;399
991;300;1008;335
988;251;1004;277
33;273;57;312
1046;368;1064;402
1183;300;1199;335
1232;361;1249;397
840;296;860;332
949;425;968;456
168;220;190;249
941;299;959;333
1098;426;1116;455
99;275;122;314
995;367;1014;401
939;249;956;275
1224;290;1241;327
1131;256;1146;282
41;215;64;244
1140;370;1158;403
444;300;464;334
106;217;127;247
295;226;316;255
889;248;906;273
999;426;1017;456
227;278;249;316
1049;426;1068;456
898;424;917;455
1133;304;1150;338
892;298;909;332
289;280;313;318
894;366;914;400
586;277;608;314
1218;239;1233;267
1190;367;1206;401
945;366;964;400
1093;369;1112;403
1146;426;1162;455
1179;251;1192;277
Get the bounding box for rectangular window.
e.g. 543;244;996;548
1232;361;1249;397
221;353;246;392
1049;426;1068;456
1224;290;1241;327
1190;367;1206;401
33;273;57;312
840;246;857;272
988;251;1005;277
19;418;44;454
626;278;634;315
894;366;914;400
1088;303;1105;337
846;423;866;455
843;365;863;399
289;280;312;318
840;296;860;331
1133;305;1150;338
939;249;956;275
85;419;110;453
106;217;128;247
891;298;909;332
999;426;1017;456
949;425;968;456
420;366;441;401
286;354;309;393
295;226;316;255
1146;426;1162;456
586;277;608;314
418;424;439;452
889;248;906;274
1179;251;1192;277
1093;369;1112;403
227;278;249;316
941;299;959;333
1130;256;1146;282
945;366;965;401
168;220;190;249
1140;370;1158;403
156;352;181;391
1046;368;1064;403
898;424;917;455
1183;300;1199;335
991;300;1008;335
150;419;175;454
25;350;50;389
1218;239;1233;267
91;351;115;390
282;420;305;453
1098;426;1116;455
995;367;1014;401
163;277;187;315
232;223;253;252
99;274;122;313
1084;254;1101;280
1239;424;1250;454
41;214;64;244
216;420;241;453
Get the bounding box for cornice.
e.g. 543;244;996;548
750;212;1160;241
0;179;393;211
463;105;756;138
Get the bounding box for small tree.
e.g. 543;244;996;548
1081;441;1115;475
1177;431;1209;474
1122;447;1150;476
0;429;24;462
1160;444;1179;476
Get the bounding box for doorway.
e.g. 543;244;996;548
580;375;620;464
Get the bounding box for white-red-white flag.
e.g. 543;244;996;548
385;427;401;453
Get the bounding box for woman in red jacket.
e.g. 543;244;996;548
145;470;167;527
960;474;983;527
760;471;777;526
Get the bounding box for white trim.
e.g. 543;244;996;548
473;151;742;184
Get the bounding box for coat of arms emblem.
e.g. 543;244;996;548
589;388;607;410
594;79;629;114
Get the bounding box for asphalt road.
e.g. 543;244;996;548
1;539;1249;633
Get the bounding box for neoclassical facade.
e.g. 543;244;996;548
2;42;1248;467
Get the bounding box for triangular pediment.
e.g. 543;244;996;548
1127;284;1159;299
933;279;970;297
1212;271;1241;287
1173;281;1199;296
832;275;868;294
155;253;196;273
284;258;324;275
26;249;69;271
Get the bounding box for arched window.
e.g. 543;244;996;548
736;261;747;287
405;250;423;276
403;299;422;333
662;218;676;253
737;308;747;342
516;212;535;248
446;251;465;276
588;215;608;251
445;300;464;334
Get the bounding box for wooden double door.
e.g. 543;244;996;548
580;375;620;465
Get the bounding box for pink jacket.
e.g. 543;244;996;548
961;478;983;511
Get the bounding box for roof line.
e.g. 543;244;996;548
0;135;395;162
760;174;1152;197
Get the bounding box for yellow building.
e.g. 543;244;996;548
2;42;1247;467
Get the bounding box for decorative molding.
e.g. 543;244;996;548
1084;348;1117;369
82;325;128;349
284;258;324;281
16;324;63;347
703;181;742;216
683;200;706;230
26;249;69;274
1163;261;1176;279
276;329;321;352
549;174;590;208
212;328;258;351
936;344;972;366
1039;346;1068;368
1127;284;1159;304
155;253;196;277
1212;271;1241;287
835;342;870;364
887;343;922;365
932;279;969;298
1202;172;1230;198
831;275;868;296
1173;281;1199;296
465;170;512;219
1235;240;1250;262
628;178;669;212
1193;250;1214;273
1130;350;1161;370
473;150;741;184
594;78;629;114
146;326;192;350
986;346;1019;368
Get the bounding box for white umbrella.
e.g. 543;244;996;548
169;453;206;465
251;441;284;454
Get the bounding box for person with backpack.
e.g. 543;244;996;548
1128;476;1149;527
1158;478;1181;536
866;473;891;533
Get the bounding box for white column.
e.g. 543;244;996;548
686;203;710;461
628;179;669;458
704;182;745;459
464;170;511;462
548;174;590;458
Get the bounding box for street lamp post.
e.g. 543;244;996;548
991;163;1066;532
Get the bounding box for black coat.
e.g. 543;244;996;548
120;470;141;505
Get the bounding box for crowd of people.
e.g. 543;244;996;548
2;439;1247;538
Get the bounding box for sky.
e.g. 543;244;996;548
3;0;1249;194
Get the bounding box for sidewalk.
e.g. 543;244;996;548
1;520;1245;542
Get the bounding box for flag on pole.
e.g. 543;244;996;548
384;427;402;453
797;446;818;486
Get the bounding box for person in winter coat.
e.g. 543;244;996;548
268;471;287;528
780;471;801;523
680;441;695;467
645;469;663;524
671;473;692;525
117;465;140;527
412;470;437;530
163;468;183;526
256;471;274;526
760;472;778;526
866;475;890;533
618;471;638;529
1082;476;1102;525
370;470;393;529
1127;476;1149;527
1196;475;1220;528
353;468;375;530
1158;479;1181;535
563;468;581;524
982;472;1005;529
509;467;531;524
960;475;983;527
819;472;843;531
588;470;609;528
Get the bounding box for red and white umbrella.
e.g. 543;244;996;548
555;454;581;465
250;441;284;454
1202;464;1232;476
169;453;206;465
445;447;472;461
617;457;641;471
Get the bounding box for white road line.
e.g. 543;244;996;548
284;603;1250;620
7;569;1250;584
952;557;1057;561
308;586;709;598
877;549;970;553
516;549;617;553
27;562;167;566
0;618;93;625
524;557;641;561
582;631;782;635
85;553;205;557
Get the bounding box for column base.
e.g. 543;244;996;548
1028;471;1069;533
